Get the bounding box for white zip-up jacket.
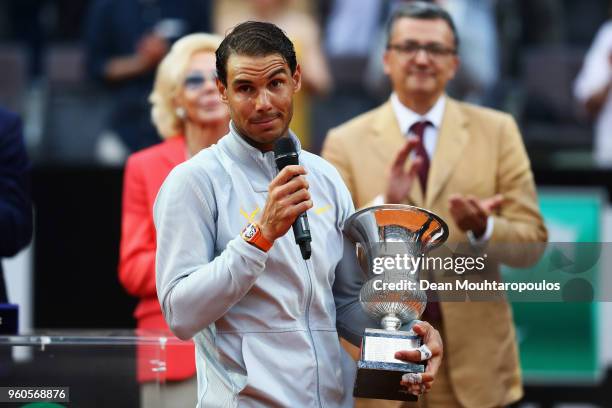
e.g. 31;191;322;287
154;123;377;407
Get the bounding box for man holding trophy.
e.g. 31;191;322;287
324;2;548;408
155;21;445;407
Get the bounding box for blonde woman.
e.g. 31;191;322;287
118;33;229;408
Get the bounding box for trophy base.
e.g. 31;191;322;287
354;360;422;401
352;328;425;401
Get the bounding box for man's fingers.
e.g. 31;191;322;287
413;324;442;351
395;322;444;394
391;143;411;169
454;193;504;214
425;353;442;379
415;322;444;379
400;373;434;396
467;196;487;219
283;188;311;206
395;349;429;362
448;193;463;205
449;195;469;220
401;373;422;384
452;196;480;228
407;156;423;176
402;383;427;396
449;195;468;213
271;175;309;199
395;346;437;363
397;322;442;396
421;373;434;383
286;200;313;218
395;350;418;362
278;200;313;224
417;344;433;360
391;138;419;170
412;322;434;338
401;372;434;385
481;194;504;212
272;165;307;187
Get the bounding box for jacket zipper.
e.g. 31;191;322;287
303;255;322;407
269;154;322;407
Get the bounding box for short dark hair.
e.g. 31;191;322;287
216;21;297;86
387;1;459;50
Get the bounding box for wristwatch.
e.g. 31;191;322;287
241;222;273;252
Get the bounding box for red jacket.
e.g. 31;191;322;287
119;136;195;382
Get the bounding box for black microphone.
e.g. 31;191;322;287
274;137;312;260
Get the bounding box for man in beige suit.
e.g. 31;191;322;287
322;2;548;408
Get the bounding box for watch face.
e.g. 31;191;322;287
243;224;257;239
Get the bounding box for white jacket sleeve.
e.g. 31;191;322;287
154;164;268;340
331;175;379;346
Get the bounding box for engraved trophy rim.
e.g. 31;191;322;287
344;204;449;251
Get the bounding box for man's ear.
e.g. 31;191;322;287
382;50;392;76
292;64;302;93
448;55;460;81
216;78;229;104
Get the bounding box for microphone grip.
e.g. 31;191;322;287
293;213;311;259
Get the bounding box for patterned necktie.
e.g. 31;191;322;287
409;121;430;194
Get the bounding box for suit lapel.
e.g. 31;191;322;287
372;101;424;205
426;99;469;208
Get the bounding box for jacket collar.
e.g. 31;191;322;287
219;121;303;192
426;98;469;207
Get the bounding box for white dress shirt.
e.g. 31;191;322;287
390;92;446;158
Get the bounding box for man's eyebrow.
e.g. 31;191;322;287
232;78;253;86
232;67;289;86
267;68;288;79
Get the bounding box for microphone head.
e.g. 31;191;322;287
274;136;299;169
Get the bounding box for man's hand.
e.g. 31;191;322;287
258;165;312;243
136;33;169;69
105;33;169;81
394;321;443;396
385;138;422;204
448;194;503;238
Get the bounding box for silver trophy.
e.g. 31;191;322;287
344;204;448;401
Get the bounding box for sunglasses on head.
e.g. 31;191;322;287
183;71;218;89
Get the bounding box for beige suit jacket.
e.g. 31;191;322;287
322;98;548;408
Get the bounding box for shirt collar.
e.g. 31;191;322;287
390;93;447;134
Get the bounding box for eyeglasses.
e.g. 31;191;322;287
183;71;218;90
387;42;456;59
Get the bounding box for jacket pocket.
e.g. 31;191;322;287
239;331;317;407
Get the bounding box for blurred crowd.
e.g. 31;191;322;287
0;0;610;166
